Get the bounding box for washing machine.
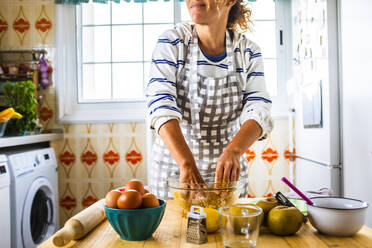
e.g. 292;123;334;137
7;148;59;248
0;155;11;248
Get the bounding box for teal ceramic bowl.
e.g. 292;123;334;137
104;199;166;241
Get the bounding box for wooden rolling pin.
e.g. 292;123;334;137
52;199;106;247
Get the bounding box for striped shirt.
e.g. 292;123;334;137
146;23;273;140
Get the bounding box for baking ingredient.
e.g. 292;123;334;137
172;183;238;218
256;198;278;226
125;179;146;195
105;190;121;208
267;206;303;236
141;193;160;208
117;190;142;209
203;208;219;233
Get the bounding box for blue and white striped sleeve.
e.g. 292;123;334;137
240;41;273;140
146;30;183;133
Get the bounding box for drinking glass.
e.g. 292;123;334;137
218;205;262;248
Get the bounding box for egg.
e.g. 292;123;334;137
105;190;121;208
117;190;143;209
141;193;160;208
125;179;145;195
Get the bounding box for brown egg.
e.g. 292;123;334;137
117;190;143;209
141;193;160;208
125;179;145;195
105;190;121;208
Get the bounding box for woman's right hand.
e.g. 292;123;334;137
179;162;205;201
179;163;205;185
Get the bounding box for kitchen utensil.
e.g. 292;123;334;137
52;199;106;247
281;177;314;205
218;205;262;248
167;173;248;217
105;199;166;241
307;197;368;236
275;191;296;207
186;206;208;244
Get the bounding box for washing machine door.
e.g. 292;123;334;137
22;177;57;247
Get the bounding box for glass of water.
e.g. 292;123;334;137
218;205;263;248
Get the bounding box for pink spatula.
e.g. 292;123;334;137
281;177;314;205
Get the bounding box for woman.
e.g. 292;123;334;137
146;0;273;199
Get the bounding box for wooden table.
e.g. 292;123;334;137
39;200;372;248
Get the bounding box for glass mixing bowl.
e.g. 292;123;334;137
167;173;248;217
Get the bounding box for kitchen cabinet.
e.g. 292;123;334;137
39;200;372;248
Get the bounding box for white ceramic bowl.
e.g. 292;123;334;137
307;197;368;236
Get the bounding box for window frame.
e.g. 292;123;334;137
55;1;291;124
271;0;292;119
56;4;148;123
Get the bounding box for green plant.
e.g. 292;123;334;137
1;80;38;135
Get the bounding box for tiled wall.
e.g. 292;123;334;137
0;0;294;225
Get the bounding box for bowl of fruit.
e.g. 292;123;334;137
167;173;248;218
104;179;166;241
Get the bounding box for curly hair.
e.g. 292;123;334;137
220;0;253;33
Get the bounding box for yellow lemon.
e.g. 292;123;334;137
173;191;180;199
204;207;219;233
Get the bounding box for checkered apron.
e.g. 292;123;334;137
150;28;248;199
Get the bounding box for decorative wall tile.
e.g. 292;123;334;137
35;5;53;45
103;137;120;178
0;5;9;47
12;5;31;46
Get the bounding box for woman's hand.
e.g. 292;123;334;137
179;162;205;200
180;162;205;185
215;148;241;183
214;120;262;184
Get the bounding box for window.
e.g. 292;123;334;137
56;0;290;123
78;1;175;102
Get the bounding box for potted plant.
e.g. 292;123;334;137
1;80;38;136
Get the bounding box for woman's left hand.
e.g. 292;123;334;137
215;148;241;183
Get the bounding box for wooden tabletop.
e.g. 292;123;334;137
39;200;372;248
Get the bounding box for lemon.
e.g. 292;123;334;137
204;207;219;233
173;192;180;199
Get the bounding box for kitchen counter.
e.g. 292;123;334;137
39;200;372;248
0;133;63;148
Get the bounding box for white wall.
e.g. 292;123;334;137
340;0;372;227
